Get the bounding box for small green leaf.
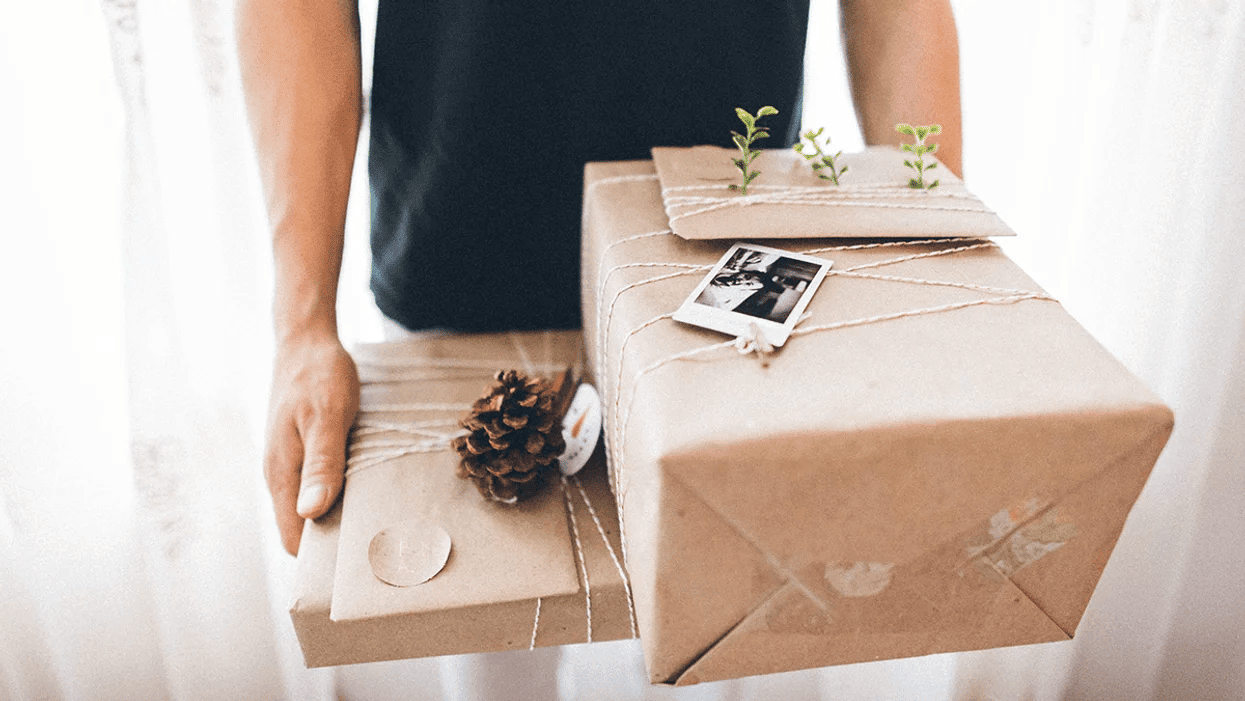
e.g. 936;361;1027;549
896;123;916;136
753;131;771;141
757;105;779;117
903;159;913;168
926;142;939;154
928;124;942;135
746;171;761;184
926;162;938;170
793;143;805;154
736;108;754;128
901;144;915;153
909;178;921;188
929;179;940;189
840;165;849;174
732;135;747;150
915;126;930;140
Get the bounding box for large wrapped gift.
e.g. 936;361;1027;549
581;160;1173;685
290;331;635;667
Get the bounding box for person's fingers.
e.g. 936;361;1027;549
295;398;355;521
265;339;359;556
266;412;306;556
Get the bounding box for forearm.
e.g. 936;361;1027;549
840;0;962;176
237;0;363;342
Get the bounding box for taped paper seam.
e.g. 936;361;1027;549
657;467;1078;685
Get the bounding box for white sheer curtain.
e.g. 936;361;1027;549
1;0;1242;699
947;2;1245;699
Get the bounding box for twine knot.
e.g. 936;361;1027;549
734;322;775;367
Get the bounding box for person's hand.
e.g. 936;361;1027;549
264;332;360;555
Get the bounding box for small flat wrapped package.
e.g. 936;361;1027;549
651;145;1016;240
581;160;1173;685
290;331;635;667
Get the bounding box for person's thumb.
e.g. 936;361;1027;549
296;415;351;520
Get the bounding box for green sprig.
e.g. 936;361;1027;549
793;127;848;185
728;106;779;195
896;123;942;190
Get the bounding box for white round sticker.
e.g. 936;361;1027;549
368;520;452;587
558;383;603;476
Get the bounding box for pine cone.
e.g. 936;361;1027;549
451;370;567;504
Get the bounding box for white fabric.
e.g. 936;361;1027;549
1;0;1242;699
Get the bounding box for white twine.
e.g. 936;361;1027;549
357;354;567;385
561;476;592;643
353;438;453;451
829;269;1046;297
663;189;976;204
345;409;468;478
358;402;471;413
357;356;567;371
571;475;638;638
799;235;988;256
596;265;709;410
592;230;677;317
663;182;955;195
352;418;459;438
509;332;537;377
359;368;515;384
584;173;660;198
606;312;672;485
659;182;992;225
733;322;775;367
840;242;996;272
346;442;455;477
529;598;543;650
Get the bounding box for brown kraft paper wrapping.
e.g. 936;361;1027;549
651;146;1016;240
581;160;1173;685
290;331;635;667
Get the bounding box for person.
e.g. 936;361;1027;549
237;0;963;555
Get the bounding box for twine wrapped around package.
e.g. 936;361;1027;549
580;158;1171;686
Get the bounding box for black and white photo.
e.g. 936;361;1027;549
674;243;832;347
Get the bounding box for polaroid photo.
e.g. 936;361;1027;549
673;243;833;347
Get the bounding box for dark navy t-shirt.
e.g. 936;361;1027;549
369;0;810;332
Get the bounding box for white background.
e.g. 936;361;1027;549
1;0;1243;699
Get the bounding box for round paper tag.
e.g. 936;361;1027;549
558;382;602;476
368;520;452;587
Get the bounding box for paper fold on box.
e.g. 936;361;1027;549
581;160;1172;685
651;146;1016;240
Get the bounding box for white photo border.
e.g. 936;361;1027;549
672;243;833;347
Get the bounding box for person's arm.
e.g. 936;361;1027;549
237;0;363;555
840;0;963;177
